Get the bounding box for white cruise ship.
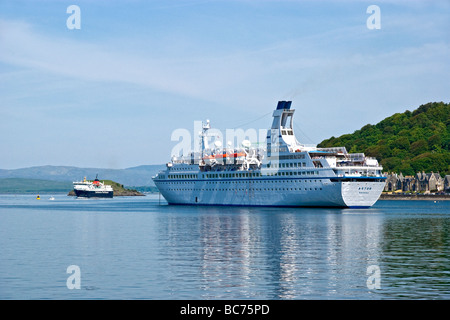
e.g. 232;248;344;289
153;101;386;208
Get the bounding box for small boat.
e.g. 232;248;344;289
36;195;41;200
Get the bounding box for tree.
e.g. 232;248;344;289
392;136;410;150
410;139;428;156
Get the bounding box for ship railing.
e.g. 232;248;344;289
301;144;317;148
316;146;348;154
336;160;380;168
336;163;376;167
171;157;203;164
348;153;365;159
336;162;362;167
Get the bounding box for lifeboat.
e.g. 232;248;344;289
202;151;246;164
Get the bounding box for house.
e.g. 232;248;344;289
445;175;450;193
402;175;416;192
384;171;445;193
427;172;444;192
384;173;403;192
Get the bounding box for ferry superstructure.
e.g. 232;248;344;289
153;101;386;208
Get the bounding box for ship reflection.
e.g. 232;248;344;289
160;206;384;299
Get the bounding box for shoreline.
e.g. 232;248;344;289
379;193;450;201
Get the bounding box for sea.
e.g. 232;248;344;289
0;193;449;300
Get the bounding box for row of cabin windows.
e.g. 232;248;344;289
164;187;323;192
168;157;307;171
268;147;288;153
162;179;322;185
274;154;306;160
168;174;196;179
262;171;319;177
167;171;320;180
267;162;308;168
169;167;195;171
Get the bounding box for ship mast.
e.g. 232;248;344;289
200;119;211;156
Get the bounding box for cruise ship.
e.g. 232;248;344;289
73;176;113;198
153;101;386;208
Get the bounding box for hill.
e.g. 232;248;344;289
0;164;165;187
0;178;73;194
318;102;450;176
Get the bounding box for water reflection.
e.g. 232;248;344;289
380;215;450;299
1;195;449;299
158;206;387;299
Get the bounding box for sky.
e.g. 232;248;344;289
0;0;449;169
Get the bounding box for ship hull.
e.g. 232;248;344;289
155;178;385;208
74;189;113;198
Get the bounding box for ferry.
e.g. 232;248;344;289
73;176;113;198
152;101;386;208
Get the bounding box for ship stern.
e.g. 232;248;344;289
340;180;385;208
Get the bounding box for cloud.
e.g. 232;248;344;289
0;19;225;101
0;18;285;108
0;27;266;123
2;12;447;110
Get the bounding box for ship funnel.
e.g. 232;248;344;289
276;101;285;110
276;101;292;110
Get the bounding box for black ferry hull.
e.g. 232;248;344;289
74;190;113;198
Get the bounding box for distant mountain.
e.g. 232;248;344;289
0;165;165;187
318;102;450;175
0;178;73;194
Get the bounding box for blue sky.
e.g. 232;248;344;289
0;0;449;169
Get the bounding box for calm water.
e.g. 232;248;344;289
0;194;449;300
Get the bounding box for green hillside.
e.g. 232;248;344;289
318;102;450;175
0;178;72;194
